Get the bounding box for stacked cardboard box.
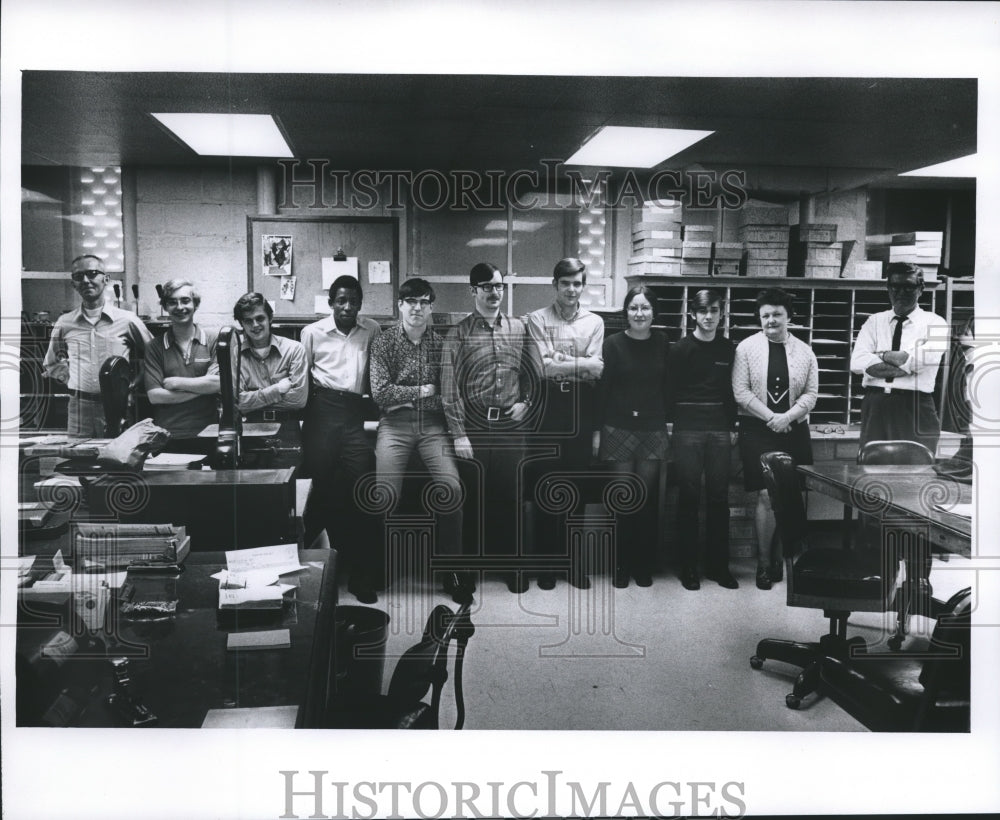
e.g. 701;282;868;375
738;203;790;277
628;199;684;276
789;223;842;278
680;224;714;275
712;242;742;275
889;232;943;282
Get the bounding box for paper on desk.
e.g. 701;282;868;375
218;583;295;609
934;502;973;518
201;705;299;729
212;569;280;588
225;543;304;577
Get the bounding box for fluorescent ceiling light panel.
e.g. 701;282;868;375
565;126;714;168
484;219;547;232
899;154;977;178
151;113;293;157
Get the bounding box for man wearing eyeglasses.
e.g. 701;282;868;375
42;254;152;436
850;262;949;453
144;278;220;451
524;257;604;590
441;263;542;594
370;278;471;603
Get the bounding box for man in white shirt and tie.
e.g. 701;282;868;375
850;262;949;455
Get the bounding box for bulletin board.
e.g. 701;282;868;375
246;215;399;319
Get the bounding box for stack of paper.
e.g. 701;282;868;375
214;543;305;611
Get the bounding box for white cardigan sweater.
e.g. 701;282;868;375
731;331;818;422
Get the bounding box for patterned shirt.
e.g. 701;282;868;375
369;323;445;414
524;302;604;382
441;310;542;440
236;333;308;413
300;315;381;394
43;304;152;393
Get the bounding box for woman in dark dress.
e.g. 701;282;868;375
732;288;818;589
595;285;670;588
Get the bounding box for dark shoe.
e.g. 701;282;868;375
568;572;592;591
706;569;739;589
505;573;529;594
536;573;557;590
681;570;700;591
769;559;784;583
755;566;772;590
633;573;653;588
612;568;630;589
348;577;378;604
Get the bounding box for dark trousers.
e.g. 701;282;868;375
301;388;378;582
531;381;595;574
859;388;941;455
605;459;660;577
463;429;526;564
673;428;732;573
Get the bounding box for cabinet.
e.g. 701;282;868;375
625;275;974;426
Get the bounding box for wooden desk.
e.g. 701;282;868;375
16;549;331;728
798;463;971;556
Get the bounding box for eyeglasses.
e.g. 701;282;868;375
627;304;653;313
164;297;195;308
888;283;920;294
71;269;105;282
475;283;506;294
402;297;433;308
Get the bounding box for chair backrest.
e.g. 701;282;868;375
858;439;935;466
386;602;475;729
759;451;809;558
919;586;972;693
214;326;242;468
98;356;132;437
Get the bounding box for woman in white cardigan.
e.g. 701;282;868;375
732;288;818;589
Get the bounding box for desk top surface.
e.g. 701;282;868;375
799;463;972;545
17;549;330;728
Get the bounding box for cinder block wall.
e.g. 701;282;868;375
135;166;258;328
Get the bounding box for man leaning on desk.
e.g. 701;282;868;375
850;262;949;454
42;254;153;437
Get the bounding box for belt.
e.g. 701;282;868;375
313;385;363;401
471;405;514;423
243;408;301;423
67;388;101;399
865;385;920;396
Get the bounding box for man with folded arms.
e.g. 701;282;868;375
43;254;152;437
370;278;471;604
300;275;381;603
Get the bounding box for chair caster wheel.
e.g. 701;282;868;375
785;693;802;709
750;656;764;670
887;635;903;651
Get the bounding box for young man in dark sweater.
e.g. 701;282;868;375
667;289;739;590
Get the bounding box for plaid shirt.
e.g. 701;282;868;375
441;310;542;439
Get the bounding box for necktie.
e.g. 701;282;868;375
885;315;904;383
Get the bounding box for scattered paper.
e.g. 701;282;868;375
224;543;305;578
226;629;291;650
201;705;299;728
368;260;391;284
934;502;972;518
321;256;359;288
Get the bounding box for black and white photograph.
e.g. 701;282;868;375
2;2;999;819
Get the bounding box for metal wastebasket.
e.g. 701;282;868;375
333;605;390;697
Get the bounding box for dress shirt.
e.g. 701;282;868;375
299;315;380;394
524;303;604;381
237;333;308;412
850;307;949;393
42;304;152;393
369;323;445;414
441;310;541;440
143;324;219;438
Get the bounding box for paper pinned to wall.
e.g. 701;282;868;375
368;260;391;284
322;256;359;288
279;275;296;301
314;294;329;314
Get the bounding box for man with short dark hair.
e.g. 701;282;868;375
525;257;604;590
231;291;308;465
42;254;152;436
300;275;381;603
370;278;470;603
850;262;949;453
442;263;542;594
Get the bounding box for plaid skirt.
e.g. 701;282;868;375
598;424;668;462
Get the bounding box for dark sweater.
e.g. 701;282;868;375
666;333;737;430
597;330;669;431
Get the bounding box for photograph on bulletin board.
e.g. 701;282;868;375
262;234;292;276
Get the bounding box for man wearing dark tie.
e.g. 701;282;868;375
850;262;949;454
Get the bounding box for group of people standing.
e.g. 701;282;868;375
43;252;948;607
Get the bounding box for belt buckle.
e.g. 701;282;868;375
883;387;892;394
559;381;571;393
263;409;277;422
487;406;501;421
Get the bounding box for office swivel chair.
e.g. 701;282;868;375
750;451;900;709
99;355;133;437
818;586;971;731
857;439;939;650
